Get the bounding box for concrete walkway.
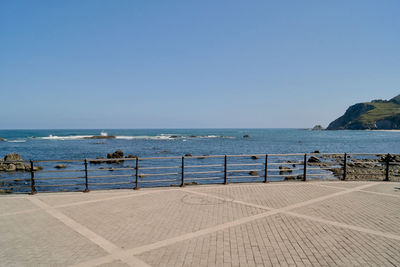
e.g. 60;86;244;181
1;181;400;266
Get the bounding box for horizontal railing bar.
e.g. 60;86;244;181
139;166;179;170
347;153;386;156
184;177;222;181
139;179;177;183
2;160;30;164
267;174;296;177
306;173;334;176
0;178;30;182
184;171;223;175
229;169;263;173
0;185;30;189
35;184;84;187
35;176;84;181
227;163;264;167
268;162;303;165
87;168;136;172
38;169;84;173
139;156;183;160
33;159;84;163
140;172;178;177
307;167;335;170
89;181;133;186
89;174;133;178
268;168;301;171
267;153;305;156
227;154;266;157
185;164;223;168
185;155;226;159
88;158;137;162
228;175;262;179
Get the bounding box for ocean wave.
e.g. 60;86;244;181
6;139;27;143
36;133;233;140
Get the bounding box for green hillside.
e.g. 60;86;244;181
358;102;400;125
327;94;400;130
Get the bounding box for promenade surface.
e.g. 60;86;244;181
1;181;400;267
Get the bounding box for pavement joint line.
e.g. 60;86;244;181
358;189;400;198
282;211;400;241
52;189;177;209
73;182;378;266
27;197;150;267
182;188;275;211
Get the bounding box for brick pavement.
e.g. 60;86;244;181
0;181;399;266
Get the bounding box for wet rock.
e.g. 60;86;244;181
243;134;250;138
107;150;124;159
251;156;259;160
0;137;4;141
249;171;259;176
313;150;320;153
5;164;16;172
55;164;67;169
4;153;23;162
279;166;292;174
125;155;137;159
285;176;296;180
308;156;321;163
185;154;192;157
312;125;324;131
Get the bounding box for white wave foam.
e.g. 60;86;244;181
7;139;27;143
37;134;232;141
40;134;93;140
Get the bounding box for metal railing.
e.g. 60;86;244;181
0;152;398;194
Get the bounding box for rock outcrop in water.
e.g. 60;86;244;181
0;153;42;172
327;94;400;130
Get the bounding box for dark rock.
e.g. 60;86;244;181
4;153;22;162
308;156;321;163
5;164;16;172
15;163;26;171
243;134;249;138
55;164;67;169
251;156;259;160
249;171;259;176
313;150;320;153
284;176;296;180
0;137;4;141
279;166;292;174
89;157;106;164
125;155;137;159
107;150;124;158
185;154;192;157
312;125;324;131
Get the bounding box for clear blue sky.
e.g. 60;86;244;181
1;0;399;129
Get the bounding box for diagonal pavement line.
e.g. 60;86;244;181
27;197;150;267
182;188;275;211
67;182;379;266
358;189;400;198
282;211;400;241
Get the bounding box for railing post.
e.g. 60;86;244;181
83;159;89;192
385;153;390;181
303;154;307;181
29;160;36;194
135;157;139;190
264;154;268;183
342;153;347;181
224;155;228;185
180;156;185;187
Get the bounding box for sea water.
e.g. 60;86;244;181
0;129;399;192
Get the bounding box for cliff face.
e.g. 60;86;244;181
327;95;400;130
